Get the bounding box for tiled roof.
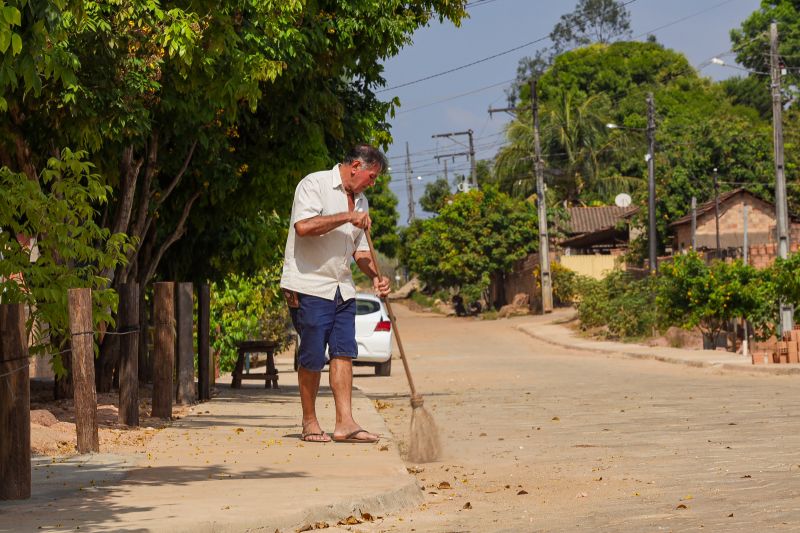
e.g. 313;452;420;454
563;206;636;234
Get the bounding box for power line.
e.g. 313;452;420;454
378;0;642;93
631;0;744;40
397;78;515;114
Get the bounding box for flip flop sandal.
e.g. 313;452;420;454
301;431;331;443
332;429;380;444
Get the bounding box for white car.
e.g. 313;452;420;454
293;292;394;376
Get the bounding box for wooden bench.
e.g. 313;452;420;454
231;340;279;389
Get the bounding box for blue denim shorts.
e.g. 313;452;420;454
290;287;357;371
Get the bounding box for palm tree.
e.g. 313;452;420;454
494;88;641;205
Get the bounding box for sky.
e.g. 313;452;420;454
378;0;763;225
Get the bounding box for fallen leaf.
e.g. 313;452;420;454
463;502;472;509
379;445;389;451
551;417;560;421
728;513;734;518
438;481;451;489
676;504;688;510
337;516;361;525
360;511;375;522
741;475;751;479
479;432;487;437
681;494;694;501
234;428;244;434
407;466;424;474
517;490;528;495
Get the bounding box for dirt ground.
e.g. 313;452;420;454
29;381;190;457
337;302;799;532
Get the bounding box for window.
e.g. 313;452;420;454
356;299;380;315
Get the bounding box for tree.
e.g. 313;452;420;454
419;177;451;214
550;0;632;53
368;174;400;259
509;0;632;104
731;0;800;103
0;0;469;390
657;253;777;345
402;186;538;299
0;151;132;388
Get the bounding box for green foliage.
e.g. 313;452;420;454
419;177;451;214
0;150;132;374
550;0;632;53
771;252;800;313
731;0;800;102
210;262;289;373
368;174;400;259
656;253;777;340
576;270;656;339
401;186;537;295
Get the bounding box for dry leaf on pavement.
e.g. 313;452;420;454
438;481;452;489
338;516;362;525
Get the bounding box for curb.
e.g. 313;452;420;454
164;475;423;533
516;324;800;376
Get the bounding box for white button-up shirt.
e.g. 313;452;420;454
280;164;369;301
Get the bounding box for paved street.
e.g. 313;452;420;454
350;304;800;532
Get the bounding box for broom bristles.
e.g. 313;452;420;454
408;405;441;463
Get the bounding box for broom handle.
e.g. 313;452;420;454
365;229;420;399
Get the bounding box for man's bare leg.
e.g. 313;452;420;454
329;357;378;441
298;367;331;442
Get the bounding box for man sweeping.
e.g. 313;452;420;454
280;144;391;443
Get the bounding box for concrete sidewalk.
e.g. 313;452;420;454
0;364;420;533
515;309;800;376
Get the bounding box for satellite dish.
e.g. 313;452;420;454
615;193;632;208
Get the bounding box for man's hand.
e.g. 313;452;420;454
350;211;372;230
373;275;391;298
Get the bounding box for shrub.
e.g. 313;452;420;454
210;263;290;372
576;270;656;339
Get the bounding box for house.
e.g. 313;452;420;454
556;205;636;279
669;189;800;265
559;206;636;255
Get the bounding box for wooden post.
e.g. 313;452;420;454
0;304;31;499
152;282;175;419
68;288;99;453
118;282;139;426
175;282;195;405
197;284;210;401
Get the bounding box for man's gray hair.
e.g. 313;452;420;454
343;144;388;173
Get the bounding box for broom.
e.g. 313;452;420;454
365;229;441;463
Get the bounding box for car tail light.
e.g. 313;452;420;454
374;320;391;332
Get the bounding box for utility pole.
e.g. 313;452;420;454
646;92;658;274
443;159;449;184
713;168;721;255
488;79;553;313
770;21;793;333
468;130;477;189
743;204;750;359
433;130;477;190
691;196;697;251
531;79;552;313
405;142;416;224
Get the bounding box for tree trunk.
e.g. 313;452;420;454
95;331;120;393
53;334;73;400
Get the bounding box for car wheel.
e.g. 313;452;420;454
375;357;391;376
